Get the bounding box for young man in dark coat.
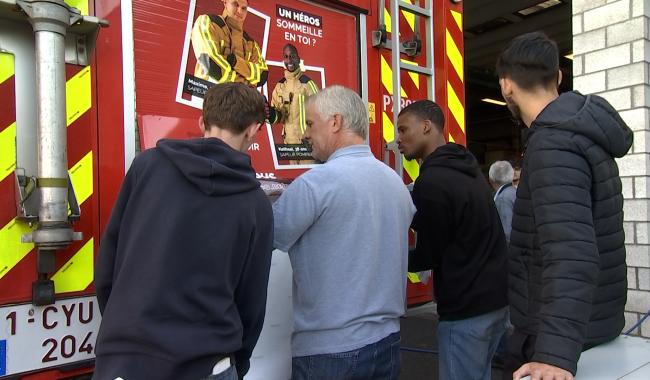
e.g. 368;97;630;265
93;83;273;380
497;32;633;380
397;100;509;380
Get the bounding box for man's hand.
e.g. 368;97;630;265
513;362;573;380
262;96;278;124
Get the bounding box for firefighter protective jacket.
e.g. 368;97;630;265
271;69;319;144
191;13;268;87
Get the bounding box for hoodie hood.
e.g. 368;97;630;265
157;138;260;196
422;143;480;177
532;91;633;158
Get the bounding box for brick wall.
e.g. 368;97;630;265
573;0;650;337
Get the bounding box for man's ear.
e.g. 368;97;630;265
331;114;343;133
245;122;261;141
422;119;432;135
499;77;513;97
557;69;563;87
199;116;206;134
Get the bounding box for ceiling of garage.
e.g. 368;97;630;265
463;0;572;165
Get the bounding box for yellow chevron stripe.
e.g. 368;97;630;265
66;66;92;126
64;0;89;16
407;272;420;283
52;238;93;293
384;9;392;33
382;112;395;143
447;81;465;133
0;122;16;182
403;156;420;181
380;55;407;97
0;219;35;281
449;133;456;143
68;151;93;206
0;52;14;84
451;10;462;31
446;29;464;83
402;9;415;33
400;59;420;90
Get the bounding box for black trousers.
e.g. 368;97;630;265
502;331;537;380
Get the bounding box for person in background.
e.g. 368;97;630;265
273;85;415;380
489;160;516;243
94;83;273;380
512;163;521;188
191;0;268;87
271;44;319;164
397;99;509;380
497;31;631;380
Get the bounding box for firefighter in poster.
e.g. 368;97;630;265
191;0;268;87
271;44;319;164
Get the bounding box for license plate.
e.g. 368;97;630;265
0;296;100;377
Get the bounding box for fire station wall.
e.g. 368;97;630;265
573;0;650;338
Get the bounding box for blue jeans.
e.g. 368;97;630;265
205;366;237;380
291;332;401;380
438;306;509;380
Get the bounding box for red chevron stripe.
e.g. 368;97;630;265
0;75;15;129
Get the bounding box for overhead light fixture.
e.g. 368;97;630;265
516;0;563;17
481;98;507;106
564;53;574;60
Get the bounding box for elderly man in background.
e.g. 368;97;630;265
489;160;516;243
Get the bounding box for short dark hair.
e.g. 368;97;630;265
284;43;298;55
202;83;265;134
496;31;559;90
398;100;445;131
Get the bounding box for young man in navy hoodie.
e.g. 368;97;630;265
93;83;273;380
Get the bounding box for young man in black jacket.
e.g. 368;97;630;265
397;100;509;380
93;83;273;380
497;32;633;380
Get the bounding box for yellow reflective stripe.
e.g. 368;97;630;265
64;0;89;16
451;10;463;31
199;16;231;81
384;9;392;34
382;112;394;143
380;55;407;97
402;8;415;33
403;156;420;180
0;122;16;182
400;58;420;90
0;52;14;84
447;81;465;133
448;133;456;143
407;272;420;283
0;219;34;280
68;151;93;205
66;66;91;126
308;80;318;94
446;29;464;83
246;62;256;82
299;94;305;133
52;238;93;293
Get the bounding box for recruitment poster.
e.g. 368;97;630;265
174;0;360;176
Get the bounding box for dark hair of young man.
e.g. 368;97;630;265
202;83;265;133
496;31;559;90
284;43;299;55
399;99;445;131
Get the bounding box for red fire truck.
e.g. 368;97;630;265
0;0;464;377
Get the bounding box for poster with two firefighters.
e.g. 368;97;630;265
175;0;360;170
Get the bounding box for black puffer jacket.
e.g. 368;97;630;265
510;91;633;375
